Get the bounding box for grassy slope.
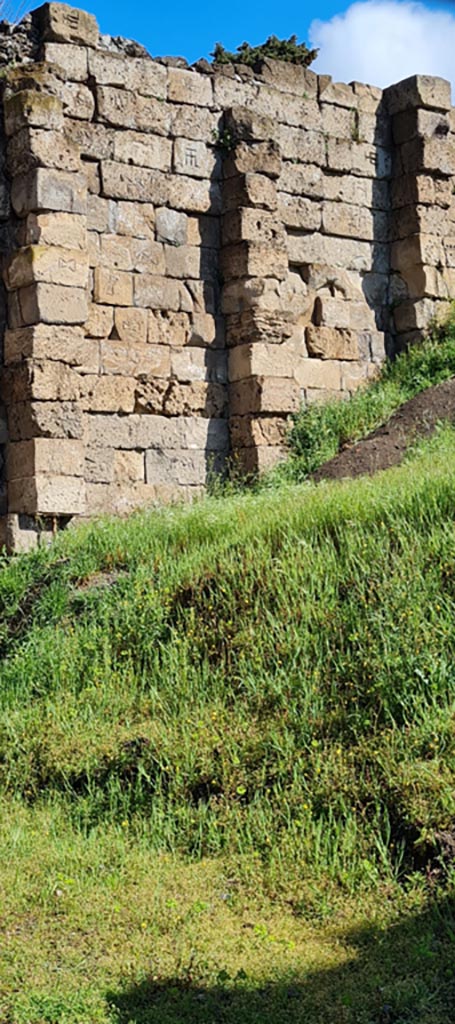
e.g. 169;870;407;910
2;429;455;1021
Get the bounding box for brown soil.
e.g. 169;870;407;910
312;376;455;482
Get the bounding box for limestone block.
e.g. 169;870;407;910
393;298;447;332
4;90;63;137
224;105;275;142
187;280;218;315
401;264;455;300
99;234;132;271
392;203;447;240
391;234;444;271
7;438;84;479
222;173;277;213
340;361;375;392
279;162;323;199
318;79;357;107
5;246;88;291
93;267;133;307
136;414;228;452
113;131;172;171
287;232;386;274
166;175;222;215
322;202;387;242
81;375;136;413
43;42;89;80
85;161;100;196
385;75;451;115
12;169;87;217
87;195;112;232
223;141;281;180
225;309;299;347
229;414;288;448
228;342;296;382
323;174;389;210
114;307;148;345
8;400;84;441
4;324;98;373
38;3;99;47
17;212;87;250
9;284;88;327
114;450;144;483
233;445;286;475
221;242;287;281
212;71;258;110
7;128;81;177
4;359;81;403
147;310;190;346
167;67;212;106
100;340;170;378
85;446;114;484
392;107;450;145
442;239;455;268
134;275;185;312
229;376;300;415
294;358;342;390
88;50;167;98
352;81;383;112
222;208;286;247
255;89;321;131
171;347;227;383
85;304;114;338
96;87;170;135
61;81;95;121
398;137;455;177
314;296;375;331
155;207;188;246
8;473;86;515
164;245;201;280
275;126;324;164
391;173;452;209
87;231;100;267
173;137;220;180
326;139;391;178
321;103;356;138
277;194;321;231
66;120;115;161
112;201;155;238
306;325;359;360
255;58;318;98
100;161;168;205
144;448;207;487
170;104;221;142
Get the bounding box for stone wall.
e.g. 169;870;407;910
0;2;454;549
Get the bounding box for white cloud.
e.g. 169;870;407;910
309;1;455;94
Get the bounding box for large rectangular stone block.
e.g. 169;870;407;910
97;87;170;134
5;324;98;373
221;242;287;280
100;339;170;378
229;376;300;415
93;267;133;307
12;169;87;217
113;131;172;171
7;128;81;176
222;208;286;247
8;473;86;515
17;212;87;250
100;161;168;204
9;284;88;327
88;50;167;97
223;141;281;180
167;67;213;107
5;246;88;291
173;137;220;180
7;438;84;479
222;173;277;213
385;75;451;115
37;3;99;46
8;400;84;441
4;90;63;137
43;42;89;80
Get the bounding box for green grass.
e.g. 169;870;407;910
2;423;455;1019
282;320;455;480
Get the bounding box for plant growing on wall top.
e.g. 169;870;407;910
211;35;318;68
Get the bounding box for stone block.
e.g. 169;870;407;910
93;267;133;307
224;105;275;142
17;212;87;250
228;342;297;382
187;216;220;248
9;284;88;327
97;86;170;134
222;173;277;213
155;207;187;247
221;242;287;281
4;246;88;291
398;137;455;177
148;310;190;346
306;325;359;360
229;376;300;415
144;448;207;487
112;201;155;238
391;234;444;271
4;90;63;137
113;449;144;483
171;347;227;383
170;104;221;142
318;79;357;107
66;120;115;161
385;75;451;115
113;131;172;171
391;173;452;209
323;174;389;210
393;297;448;332
4;325;97;373
88;50;167;97
223;141;281;180
222;208;286;247
98;234;132;271
256;58;318;97
12;169;87;217
277;194;321;231
322;202;388;242
392;107;450;145
326;138;391;178
8;473;86;515
3;359;80;403
43;42;89;80
134;275;185;312
136;415;228;452
114;307;148;344
87;195;112;232
7;438;84;479
313;296;375;332
229;414;288;448
294;358;342;390
167;67;212;106
166;175;222;215
164;245;201;279
8;400;84;441
81;375;136;413
37;3;99;47
392;203;447;240
61;80;95;121
7;128;81;177
100;161;168;205
173;138;220;179
100;340;170;378
279;162;323;199
85;304;114;338
233;445;285;475
278;126;326;164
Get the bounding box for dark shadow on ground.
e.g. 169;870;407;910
107;893;455;1024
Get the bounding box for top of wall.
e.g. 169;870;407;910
0;1;450;117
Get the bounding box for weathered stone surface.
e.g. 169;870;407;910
155;207;187;246
5;246;88;291
4;90;63;137
12;169;87;217
113;132;172;170
385;75;451;115
43;42;89;80
229;376;300;415
171;346;227;383
97;87;171;134
9;284;88;327
100;161;168;204
222;208;286;247
5;325;97;373
8;128;81;176
7;438;84;479
114;307;148;344
17;212;87;250
93;267;133;306
168;67;212;107
112;201;155;238
89;50;167;97
306;325;360;360
148;310;190;346
221;242;288;280
8;473;86;515
166;175;222;214
229;414;288;448
294;358;342;390
100;339;170;378
222;173;277;213
8;400;84;441
223;141;281;180
38;3;99;47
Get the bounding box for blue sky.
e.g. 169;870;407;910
44;0;455;91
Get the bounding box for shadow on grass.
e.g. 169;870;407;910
107;895;455;1024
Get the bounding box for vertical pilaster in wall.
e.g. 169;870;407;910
221;107;300;475
385;75;454;351
1;60;90;549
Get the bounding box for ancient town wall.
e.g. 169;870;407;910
0;2;454;549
